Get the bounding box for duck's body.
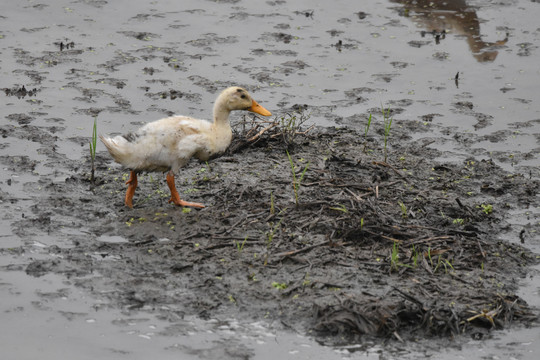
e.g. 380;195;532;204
101;114;232;173
100;86;271;208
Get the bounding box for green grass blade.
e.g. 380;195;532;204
90;116;98;160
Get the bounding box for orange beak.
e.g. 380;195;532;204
248;99;272;116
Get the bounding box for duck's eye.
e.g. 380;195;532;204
240;94;246;99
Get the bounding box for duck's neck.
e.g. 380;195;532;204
213;108;231;126
212;96;231;126
210;97;233;154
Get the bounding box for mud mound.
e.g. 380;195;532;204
8;120;538;344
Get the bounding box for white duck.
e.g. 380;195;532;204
100;86;271;208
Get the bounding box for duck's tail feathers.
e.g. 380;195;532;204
99;134;133;165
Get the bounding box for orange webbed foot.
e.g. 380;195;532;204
168;196;205;208
166;171;205;209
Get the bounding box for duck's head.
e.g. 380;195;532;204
220;86;272;116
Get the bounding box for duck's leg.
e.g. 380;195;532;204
125;171;138;208
166;170;205;208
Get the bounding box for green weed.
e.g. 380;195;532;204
411;244;419;268
266;215;284;246
479;204;493;215
302;273;311;287
398;201;407;219
434;256;455;274
272;281;288;290
329;204;348;213
390;242;413;272
427;246;433;267
286;150;310;205
363;113;372;153
264;210;286;265
235;236;248;253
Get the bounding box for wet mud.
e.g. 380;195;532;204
3;116;539;345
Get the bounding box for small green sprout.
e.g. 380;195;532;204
329;204;348;213
363;113;372;153
411;244;419;268
479;204;493;214
286;150;310;205
235;236;248;253
398;201;407;219
272;282;288;290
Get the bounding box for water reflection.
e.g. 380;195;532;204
391;0;508;62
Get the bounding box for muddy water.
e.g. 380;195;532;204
1;0;539;359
